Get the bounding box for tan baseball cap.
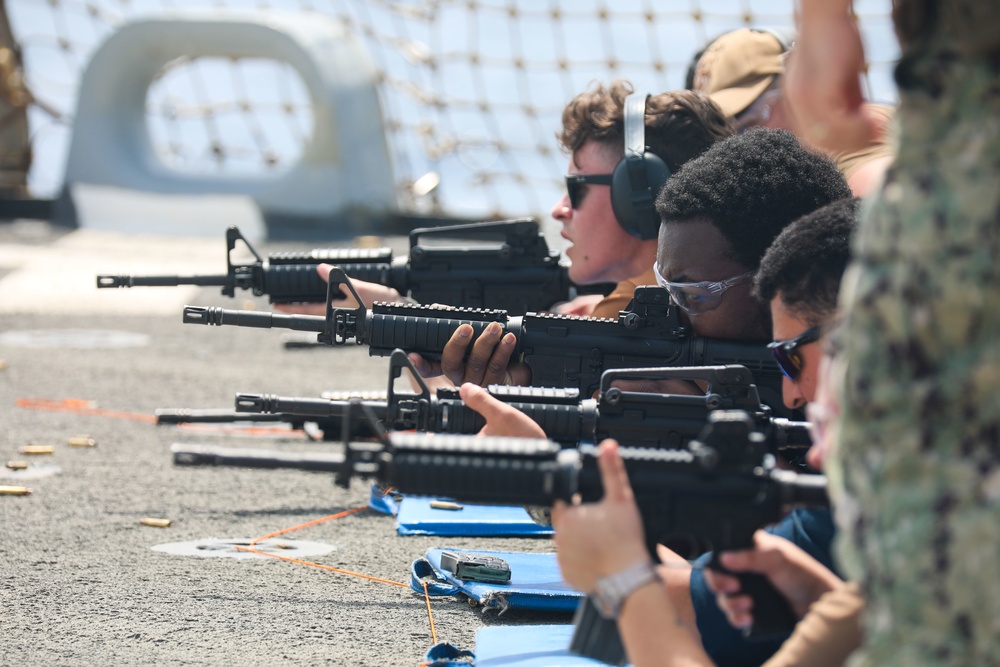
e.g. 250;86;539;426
693;28;788;117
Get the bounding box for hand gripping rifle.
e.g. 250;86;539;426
173;409;827;665
183;269;794;418
96;220;609;315
233;351;811;453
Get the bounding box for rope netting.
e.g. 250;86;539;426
6;0;898;222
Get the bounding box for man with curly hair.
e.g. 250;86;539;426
553;81;733;320
409;81;735;385
442;127;850;392
754;197;860;411
308;82;734;379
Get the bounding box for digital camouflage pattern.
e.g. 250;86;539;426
830;15;1000;665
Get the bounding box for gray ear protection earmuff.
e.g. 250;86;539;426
610;93;671;240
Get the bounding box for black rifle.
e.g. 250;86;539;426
183;270;793;418
173;410;826;665
155;390;388;441
96;220;609;315
154;408;375;441
233;351;811;452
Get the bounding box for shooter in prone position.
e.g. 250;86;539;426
96;219;609;316
172;408;827;665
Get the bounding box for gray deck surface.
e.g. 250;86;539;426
0;220;569;666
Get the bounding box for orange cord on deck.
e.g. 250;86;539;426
249;506;369;546
16;398;157;423
238;498;441;649
234;546;410;587
236;506;407;588
16;397;313;438
422;581;438;645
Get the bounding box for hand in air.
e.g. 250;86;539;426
783;0;881;154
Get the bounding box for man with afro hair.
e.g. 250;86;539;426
653;128;851;344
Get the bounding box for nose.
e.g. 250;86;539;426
551;193;571;223
782;375;807;411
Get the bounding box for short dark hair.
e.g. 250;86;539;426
655;128;851;270
557;80;734;173
754;197;860;325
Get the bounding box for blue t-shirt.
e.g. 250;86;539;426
688;507;837;667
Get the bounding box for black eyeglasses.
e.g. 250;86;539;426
767;325;825;381
565;173;614;209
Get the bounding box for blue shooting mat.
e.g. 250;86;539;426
367;486;552;538
394;495;555;537
411;548;582;613
424;626;626;666
368;484;400;515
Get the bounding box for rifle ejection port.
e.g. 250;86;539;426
151;537;336;560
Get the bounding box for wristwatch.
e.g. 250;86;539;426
591;560;659;620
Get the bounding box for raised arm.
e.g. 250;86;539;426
784;0;883;154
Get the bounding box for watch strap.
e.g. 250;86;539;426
592;560;659;620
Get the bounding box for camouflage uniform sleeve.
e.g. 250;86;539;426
831;7;1000;663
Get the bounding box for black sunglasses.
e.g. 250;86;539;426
767;325;825;381
565;173;614;209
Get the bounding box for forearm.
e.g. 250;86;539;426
798;0;851;16
617;580;714;667
657;555;701;643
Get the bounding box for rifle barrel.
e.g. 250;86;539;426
156;408;290;425
183;306;327;333
172;443;347;473
97;274;230;288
